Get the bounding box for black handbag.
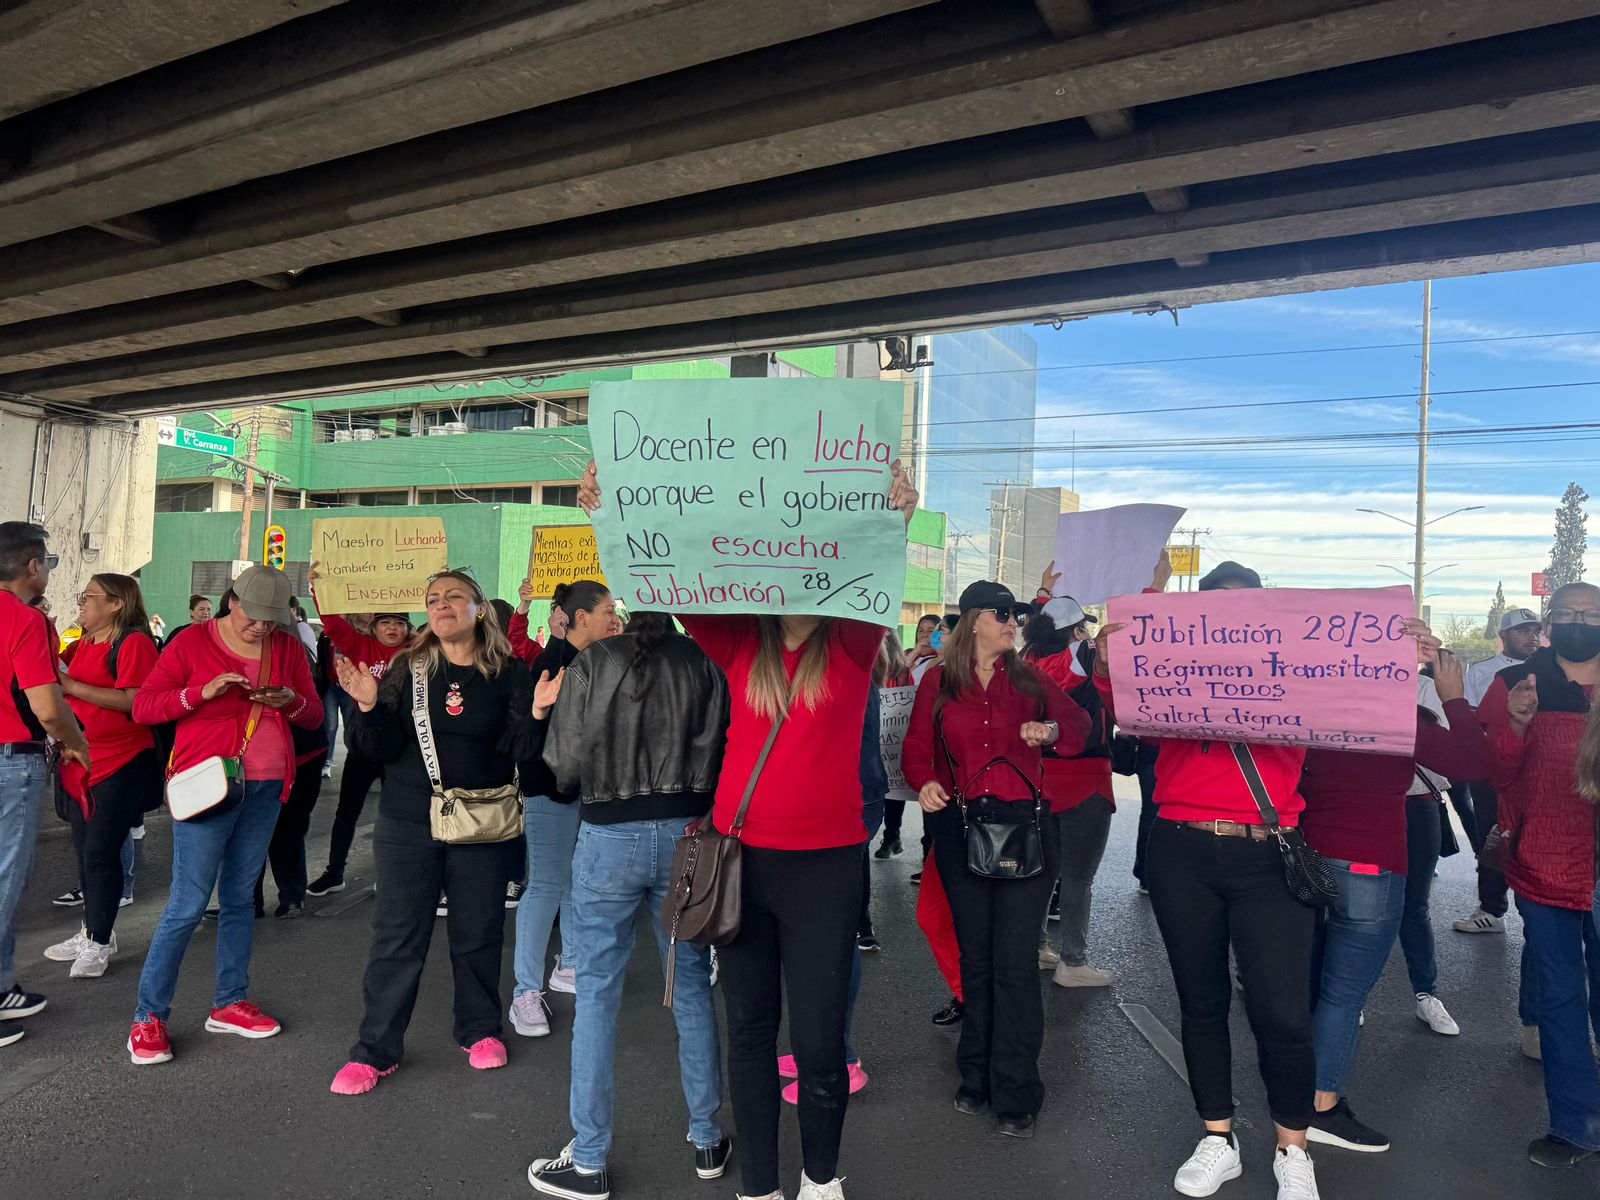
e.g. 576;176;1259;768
1111;733;1140;777
936;713;1045;881
1229;742;1336;908
1412;769;1460;859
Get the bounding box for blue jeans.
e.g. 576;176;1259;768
1399;795;1439;995
134;780;283;1021
568;818;723;1170
514;794;580;996
1310;859;1407;1093
321;684;354;752
1517;889;1600;1151
0;751;47;991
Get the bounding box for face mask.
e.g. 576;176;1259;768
1549;621;1600;663
930;629;944;650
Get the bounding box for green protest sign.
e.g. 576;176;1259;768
589;379;906;626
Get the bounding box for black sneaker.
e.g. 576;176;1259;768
693;1135;732;1180
0;1023;24;1047
436;893;448;918
997;1112;1035;1138
909;869;923;885
505;880;525;909
1529;1135;1600;1169
52;888;84;907
953;1090;989;1116
1307;1097;1390;1153
306;871;345;897
874;836;902;859
857;933;881;952
0;985;47;1021
528;1144;610;1199
931;997;963;1026
274;901;304;919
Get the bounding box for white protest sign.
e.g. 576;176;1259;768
1053;504;1185;606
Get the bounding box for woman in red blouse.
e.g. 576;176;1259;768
48;574;162;979
578;458;916;1200
901;580;1089;1139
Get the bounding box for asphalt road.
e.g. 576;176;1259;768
2;750;1584;1200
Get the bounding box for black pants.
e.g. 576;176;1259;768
882;799;905;843
325;749;384;876
1146;819;1316;1130
1446;782;1479;850
719;842;861;1196
349;817;517;1070
70;750;159;943
1131;742;1160;885
1468;781;1509;918
932;813;1059;1117
857;846;873;937
255;752;327;909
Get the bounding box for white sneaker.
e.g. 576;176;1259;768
1038;945;1062;969
45;928;88;962
548;965;578;995
709;947;719;987
1522;1024;1542;1061
796;1176;846;1200
1415;993;1460;1036
1452;908;1504;934
1175;1133;1242;1197
1273;1145;1319;1200
119;893;134;908
509;991;551;1038
131;824;145;841
70;936;116;979
1053;963;1113;988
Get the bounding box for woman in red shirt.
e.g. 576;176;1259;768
578;458;916;1200
127;565;322;1066
47;574;162;979
901;580;1088;1139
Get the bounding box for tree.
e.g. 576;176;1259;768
1440;615;1496;667
1483;581;1506;639
1545;482;1589;602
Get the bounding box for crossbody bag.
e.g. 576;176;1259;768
411;659;524;844
1230;742;1336;908
936;711;1046;881
1411;768;1460;858
166;638;272;822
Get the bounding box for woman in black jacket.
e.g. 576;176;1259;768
327;570;560;1095
525;611;732;1197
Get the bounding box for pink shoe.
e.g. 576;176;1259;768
330;1061;395;1095
777;1054;798;1079
464;1036;508;1070
781;1062;869;1105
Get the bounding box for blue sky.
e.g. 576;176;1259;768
1008;261;1600;623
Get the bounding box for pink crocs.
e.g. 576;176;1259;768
330;1061;394;1095
464;1036;508;1070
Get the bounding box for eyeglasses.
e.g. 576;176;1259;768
43;554;59;569
76;591;110;603
1548;607;1600;626
976;605;1023;624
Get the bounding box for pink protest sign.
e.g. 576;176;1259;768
1105;585;1418;756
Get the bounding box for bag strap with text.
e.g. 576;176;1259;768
411;658;445;794
1228;741;1282;829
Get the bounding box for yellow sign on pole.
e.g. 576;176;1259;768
311;516;448;614
1167;544;1199;577
527;525;606;597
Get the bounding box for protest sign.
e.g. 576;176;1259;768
1054;504;1185;606
1106;584;1417;756
879;684;918;801
311;516;448;615
527;525;605;596
588;379;907;626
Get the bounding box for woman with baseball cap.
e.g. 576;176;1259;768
127;565;323;1065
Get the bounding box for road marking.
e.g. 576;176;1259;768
1119;1002;1248;1127
313;885;375;918
0;1057;63;1107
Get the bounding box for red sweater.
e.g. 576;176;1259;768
1093;668;1307;826
507;611;546;666
1032;645;1114;812
132;622;323;801
902;658;1089;814
1478;653;1597;911
1300;698;1490;875
681;614;883;850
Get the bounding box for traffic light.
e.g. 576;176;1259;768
263;524;287;570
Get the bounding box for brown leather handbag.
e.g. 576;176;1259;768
659;706;787;1005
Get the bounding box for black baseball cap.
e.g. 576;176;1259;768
372;612;413;624
1198;561;1263;591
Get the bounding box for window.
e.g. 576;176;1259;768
541;485;579;508
416;486;533;505
191;561;234;594
306;490;410;507
318;407;416;441
156;482;215;512
541;395;588;427
422;402;532;433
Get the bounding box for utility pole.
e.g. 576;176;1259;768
994;481;1013;587
1172;526;1210;591
1412;280;1432;617
236;405;263;562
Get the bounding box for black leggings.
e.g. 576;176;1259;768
1146;819;1316;1130
325;749;384;875
719;842;862;1196
70;750;160;943
256;752;328;909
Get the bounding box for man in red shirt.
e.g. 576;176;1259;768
0;523;90;1044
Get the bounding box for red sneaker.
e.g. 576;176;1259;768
205;1001;282;1039
128;1018;173;1065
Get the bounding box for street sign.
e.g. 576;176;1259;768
1531;570;1549;597
155;423;235;456
1166;544;1199;577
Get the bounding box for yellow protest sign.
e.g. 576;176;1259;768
311;516;448;614
1166;544;1199;577
527;525;606;597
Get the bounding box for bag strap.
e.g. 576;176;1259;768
729;701;786;838
1228;741;1282;830
410;658;445;794
935;709;1043;803
238;636;272;757
1412;767;1444;802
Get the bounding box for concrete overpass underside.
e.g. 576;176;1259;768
2;0;1599;415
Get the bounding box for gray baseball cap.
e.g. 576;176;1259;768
232;565;295;625
1499;607;1540;632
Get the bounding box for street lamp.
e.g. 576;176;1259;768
1377;563;1458;578
1357;504;1484;615
1357;505;1484;527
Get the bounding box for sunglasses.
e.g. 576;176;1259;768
975;605;1024;624
43;554;59;569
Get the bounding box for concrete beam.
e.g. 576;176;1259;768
0;0;934;247
66;206;1600;417
1034;0;1100;38
0;0;1584;302
0;0;345;121
12;140;1598;401
3;37;1595;367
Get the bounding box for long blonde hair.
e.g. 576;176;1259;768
874;628;908;686
746;616;833;719
394;570;510;680
1577;685;1600;803
935;609;1046;718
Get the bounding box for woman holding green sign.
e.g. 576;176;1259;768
577;458;916;1200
